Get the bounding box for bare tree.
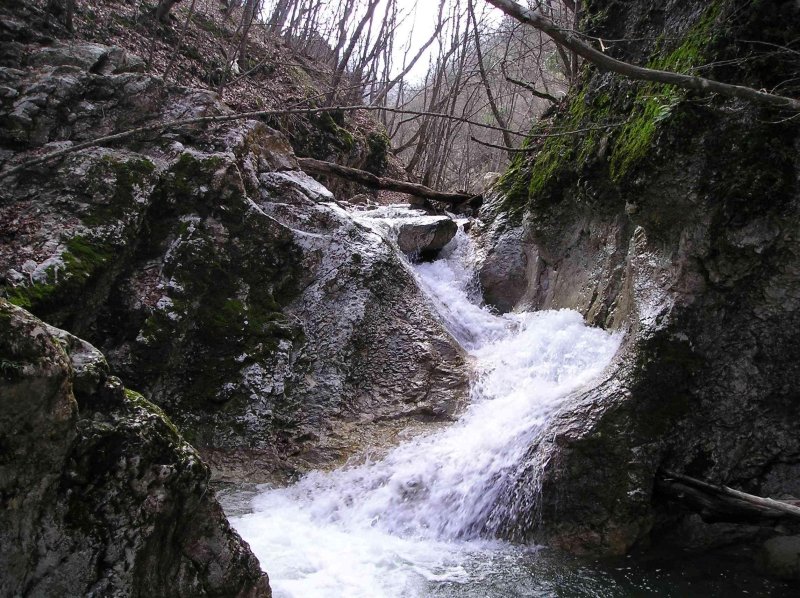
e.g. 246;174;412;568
468;0;514;156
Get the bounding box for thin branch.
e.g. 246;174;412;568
0;104;530;179
484;0;800;112
503;73;560;102
469;120;626;150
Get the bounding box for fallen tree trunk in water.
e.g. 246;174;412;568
658;470;800;524
297;157;477;205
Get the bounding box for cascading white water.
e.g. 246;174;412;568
227;212;622;598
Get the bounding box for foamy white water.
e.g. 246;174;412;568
228;216;622;598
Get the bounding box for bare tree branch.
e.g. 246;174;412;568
468;0;515;155
503;72;560;102
297;157;476;203
0;104;528;180
484;0;800;111
659;469;800;523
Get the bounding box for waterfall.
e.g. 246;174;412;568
227;214;622;598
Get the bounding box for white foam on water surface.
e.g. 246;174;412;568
228;210;622;598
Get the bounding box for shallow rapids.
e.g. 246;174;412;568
226;221;622;597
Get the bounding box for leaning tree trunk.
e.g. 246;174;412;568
46;0;74;31
155;0;183;22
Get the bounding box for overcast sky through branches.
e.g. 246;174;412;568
261;0;506;82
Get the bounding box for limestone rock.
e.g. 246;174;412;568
0;30;468;484
474;0;800;556
0;299;269;597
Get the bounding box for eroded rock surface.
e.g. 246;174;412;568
0;23;467;482
0;299;269;597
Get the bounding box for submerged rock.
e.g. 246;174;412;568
0;299;269;597
757;536;800;580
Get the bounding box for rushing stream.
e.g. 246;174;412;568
222;209;793;597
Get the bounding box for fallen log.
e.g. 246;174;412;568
658;469;800;524
297;157;477;205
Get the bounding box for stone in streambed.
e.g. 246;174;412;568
395;215;458;258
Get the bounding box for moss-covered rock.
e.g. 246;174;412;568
0;299;270;597
0;24;468;486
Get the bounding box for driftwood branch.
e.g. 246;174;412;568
485;0;800;112
0;104;527;180
297;157;476;204
658;469;800;524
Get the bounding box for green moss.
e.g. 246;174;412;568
124;388;182;439
609;2;723;180
496;88;610;216
63;236;113;282
171;152;225;198
83;156;155;226
363;131;390;175
6;283;58;310
0;359;25;382
5;236;114;314
495;1;727;217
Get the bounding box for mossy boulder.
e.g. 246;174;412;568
0;299;270;597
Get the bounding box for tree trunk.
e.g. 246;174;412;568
155;0;183;23
297;157;476;204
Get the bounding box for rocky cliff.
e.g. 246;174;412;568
477;0;800;555
0;2;467;480
0;1;470;593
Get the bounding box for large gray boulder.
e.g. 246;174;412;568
395;215;458;257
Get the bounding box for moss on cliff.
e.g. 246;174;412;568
6;235;115;314
609;2;723;180
83;155;156;226
497;1;727;214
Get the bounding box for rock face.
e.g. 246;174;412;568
0;13;467;482
476;0;800;555
757;536;800;580
0;299;269;597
